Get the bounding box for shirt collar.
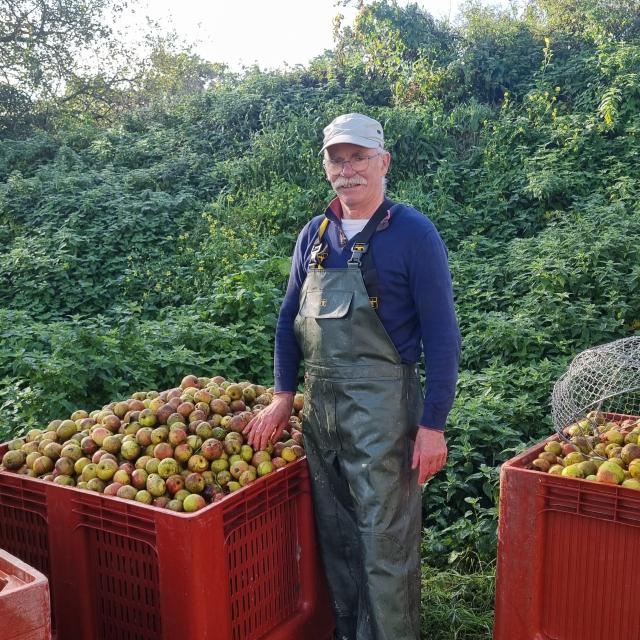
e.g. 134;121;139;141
324;196;394;231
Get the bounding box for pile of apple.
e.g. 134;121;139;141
530;411;640;488
0;375;305;512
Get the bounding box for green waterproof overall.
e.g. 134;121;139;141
293;218;423;640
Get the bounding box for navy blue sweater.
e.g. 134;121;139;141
274;199;461;430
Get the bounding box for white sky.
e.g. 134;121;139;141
120;0;482;71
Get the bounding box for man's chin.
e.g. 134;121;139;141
335;191;359;205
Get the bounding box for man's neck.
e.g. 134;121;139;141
340;196;386;220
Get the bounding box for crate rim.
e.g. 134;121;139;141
0;452;307;519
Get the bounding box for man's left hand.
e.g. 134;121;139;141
411;427;447;484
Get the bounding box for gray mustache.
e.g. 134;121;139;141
332;176;368;188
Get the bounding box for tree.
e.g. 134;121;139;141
329;1;457;106
527;0;640;38
0;0;129;134
129;37;232;111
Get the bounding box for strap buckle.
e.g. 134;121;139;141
308;217;332;268
348;242;369;266
309;243;328;269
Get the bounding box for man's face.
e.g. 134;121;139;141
324;143;390;212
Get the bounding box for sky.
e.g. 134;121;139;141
121;0;477;71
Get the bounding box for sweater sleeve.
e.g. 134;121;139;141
273;221;315;392
409;228;461;430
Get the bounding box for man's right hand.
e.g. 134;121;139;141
243;392;294;451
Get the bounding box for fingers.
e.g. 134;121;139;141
243;414;267;448
416;449;448;484
243;412;282;451
242;415;256;437
411;442;421;473
412;446;430;484
256;426;274;452
420;455;431;484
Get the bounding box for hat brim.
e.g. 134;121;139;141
319;134;382;154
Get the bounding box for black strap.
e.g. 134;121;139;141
348;199;393;311
347;199;393;267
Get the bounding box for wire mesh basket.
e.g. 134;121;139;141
552;336;640;455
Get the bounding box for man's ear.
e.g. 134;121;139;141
381;151;391;175
323;154;332;182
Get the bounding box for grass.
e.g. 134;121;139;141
420;561;495;640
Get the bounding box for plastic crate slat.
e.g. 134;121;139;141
542;481;640;528
541;513;640;639
0;476;48;518
90;528;161;640
0;509;50;574
227;500;299;640
72;497;157;546
222;463;304;536
0;499;55;634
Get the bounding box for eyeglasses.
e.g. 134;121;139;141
323;153;381;174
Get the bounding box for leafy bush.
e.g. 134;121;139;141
0;308;275;435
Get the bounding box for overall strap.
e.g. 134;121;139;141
348;199;393;311
308;217;331;269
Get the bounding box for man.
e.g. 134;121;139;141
244;113;460;640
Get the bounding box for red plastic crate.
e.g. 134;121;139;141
494;414;640;640
0;448;334;640
0;547;51;640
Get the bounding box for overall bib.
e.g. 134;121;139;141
293;217;423;640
